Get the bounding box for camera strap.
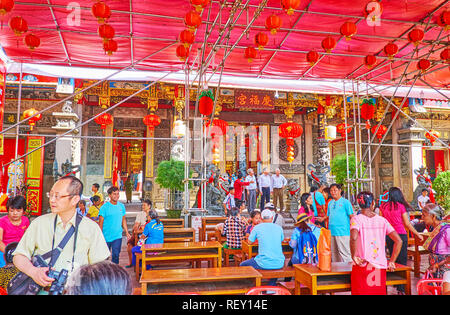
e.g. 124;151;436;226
42;213;83;271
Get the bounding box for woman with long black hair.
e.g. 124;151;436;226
380;187;423;294
298;193;316;225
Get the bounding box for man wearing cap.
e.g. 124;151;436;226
240;209;285;286
265;202;284;228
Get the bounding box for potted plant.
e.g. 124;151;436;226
433;170;450;215
331;153;367;198
155;159;192;218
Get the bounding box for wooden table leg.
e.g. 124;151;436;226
405;270;411;295
141;283;147;295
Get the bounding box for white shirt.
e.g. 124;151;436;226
418;195;430;209
245;175;257;190
271;174;287;189
258;174;272;191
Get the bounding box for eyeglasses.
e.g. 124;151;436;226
46;192;74;201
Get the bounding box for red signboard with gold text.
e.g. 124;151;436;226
0;60;6;155
234;89;275;110
24;137;45;216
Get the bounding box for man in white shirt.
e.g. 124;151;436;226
258;168;272;211
271;168;287;212
245;168;258;214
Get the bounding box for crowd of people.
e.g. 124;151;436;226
0;170;448;295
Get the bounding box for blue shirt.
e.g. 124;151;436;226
99;201;126;242
328;197;354;237
249;222;285;269
143;219;164;244
223;193;235;210
311;191;325;216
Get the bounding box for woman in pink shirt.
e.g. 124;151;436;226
298;193;315;224
350;191;402;295
0;196;30;267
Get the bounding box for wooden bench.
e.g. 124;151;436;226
257;266;295;280
279;281;309;295
199;216;227;241
160;218;184;229
163;228;195;242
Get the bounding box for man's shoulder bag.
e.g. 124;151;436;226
7;214;82;295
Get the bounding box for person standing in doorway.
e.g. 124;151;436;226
271;168;287;212
327;183;354;263
258;168;272;211
245;168;258;214
99;186;131;264
91;183;104;206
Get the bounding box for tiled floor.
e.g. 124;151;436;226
116;237;427;295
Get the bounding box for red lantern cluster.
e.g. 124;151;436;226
95;112;113;133
9;15;27;36
104;39;118;56
383;42;398;59
279;122;303;163
24;33;40;51
184;10;202;32
198;90;214;116
190;0;210;13
254;32;269;50
265;14;282;35
281;0;301;16
306;51;319;66
336;123;352;138
371;125;387;142
176;45;190;61
98;23;115;43
437;10;449;30
321;36;336;53
340;21;357;41
360;99;376;129
407;28;424;47
417;59;431;73
23;108;41;131
364;54;377;68
244;47;257;63
0;0;14;17
180;29;195;48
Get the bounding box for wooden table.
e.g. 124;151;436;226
140;241;222;271
241;239;293;260
160;218;184;229
140;266;262;295
199;216;227;241
163;227;195;242
407;232;429;277
294;262;412;295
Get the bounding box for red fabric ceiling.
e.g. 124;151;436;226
0;0;448;88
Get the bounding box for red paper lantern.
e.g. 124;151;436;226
95;112;113;132
383;42;398;59
244;46;257;63
265;14;282;35
103;39;117;55
340;21;357;40
98;23;115;43
440;48;450;63
176;45;189;61
437;10;449;30
254;32;269;50
281;0;301;15
0;0;14;16
360;101;376;121
279;122;303;139
206;118;228;137
143;114;161;129
23;108;41;131
184;10;202;32
9;16;27;36
190;0;210;12
92;1;111;24
198;93;214;116
180;30;195;48
306;51;319;66
24;33;40;51
417;59;431;73
321;36;336;53
336;123;352;138
364;54;377;68
407;28;424;47
371;124;387;141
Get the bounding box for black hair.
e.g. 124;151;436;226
250;210;261;219
65;260;132;295
143;199;152;208
4;242;18;264
300;193;313;213
323;187;330;196
386;187;412;211
148;210;161;225
330;183;342;190
421;189;428;193
78;199;86;207
229;186;235;191
91;195;100;203
6;195;27;212
310;185;318;193
107;186;119;195
356;191;374;209
237;173;243;179
229;206;240;217
92;183;100;190
59;175;84;197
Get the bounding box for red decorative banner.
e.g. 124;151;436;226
234;89;275;110
0;60;6;155
24;137;45;216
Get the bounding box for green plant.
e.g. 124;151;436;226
155;159;192;210
331;153;366;189
433;170;450;214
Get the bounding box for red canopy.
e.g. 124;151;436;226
0;0;448;89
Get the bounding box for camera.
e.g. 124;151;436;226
47;269;69;295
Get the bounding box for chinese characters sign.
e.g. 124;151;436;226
234;89;275;110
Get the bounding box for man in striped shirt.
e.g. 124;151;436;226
223;187;236;216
